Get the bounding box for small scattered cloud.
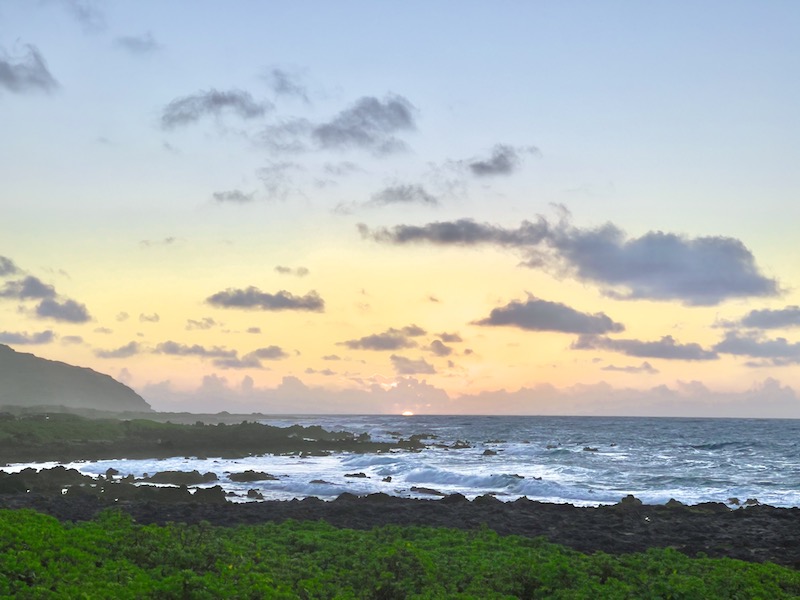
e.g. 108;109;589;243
468;144;539;177
322;354;341;361
275;265;309;277
212;355;263;370
139;237;176;248
601;361;659;374
56;0;106;32
116;312;129;322
312;94;416;155
249;345;289;360
0;330;54;345
155;341;236;359
476;296;624;334
390;354;436;375
362;212;778;306
305;367;336;376
35;298;91;323
369;184;438;207
738;306;800;329
207;287;324;312
0;256;18;276
713;331;800;366
186;317;217;330
340;325;426;351
139;313;160;323
257;161;304;201
429;340;452;356
438;332;463;343
161;89;270;129
94;341;140;358
246;327;261;334
573;334;718;361
324;161;362;176
61;335;84;345
213;189;255;204
264;67;308;102
0;45;59;94
115;32;160;54
94;327;112;334
0;276;56;299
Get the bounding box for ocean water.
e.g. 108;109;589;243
9;416;800;507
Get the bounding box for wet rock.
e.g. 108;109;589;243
246;489;264;500
617;494;643;508
410;486;445;496
482;449;497;456
583;447;599;452
229;470;277;482
382;476;392;483
145;470;213;485
344;472;368;478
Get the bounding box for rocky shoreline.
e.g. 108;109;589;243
1;487;798;568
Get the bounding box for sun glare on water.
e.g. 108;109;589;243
401;410;415;417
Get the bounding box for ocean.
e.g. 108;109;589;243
11;415;800;507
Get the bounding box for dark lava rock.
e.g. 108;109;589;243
382;476;392;483
247;489;264;500
145;470;215;485
410;486;445;496
482;449;497;456
344;472;368;478
229;470;278;482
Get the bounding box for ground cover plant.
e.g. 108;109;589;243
1;509;799;599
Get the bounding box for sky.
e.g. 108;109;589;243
2;1;800;416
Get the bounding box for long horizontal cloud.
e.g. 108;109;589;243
312;94;415;154
738;306;800;329
369;184;437;207
0;276;56;299
468;144;539;177
713;331;800;365
601;361;659;374
155;341;236;359
361;214;778;306
0;45;59;94
476;296;624;334
94;341;141;358
115;32;160;55
340;325;426;351
0;330;54;345
207;287;324;312
161;89;270;129
573;334;718;361
35;298;91;323
390;354;436;375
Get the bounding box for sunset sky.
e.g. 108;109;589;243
2;1;800;416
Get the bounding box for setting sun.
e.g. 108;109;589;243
401;410;415;417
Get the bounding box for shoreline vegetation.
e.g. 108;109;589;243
2;411;800;596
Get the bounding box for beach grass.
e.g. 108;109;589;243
1;508;798;599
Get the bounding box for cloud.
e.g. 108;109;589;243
340;326;424;351
601;361;659;374
0;256;18;276
369;184;438;207
0;330;54;345
61;335;83;345
186;317;217;330
362;213;778;306
322;354;341;361
207;287;324;312
115;32;160;54
438;332;463;343
161;89;270;129
468;144;539;177
738;306;800;329
213;189;255;204
713;331;800;365
257;161;303;200
246;327;261;334
305;367;336;376
390;354;436;375
139;313;160;323
56;0;106;31
94;341;141;358
429;340;453;356
155;341;236;359
0;45;59;94
264;68;308;101
0;276;56;299
573;334;718;361
275;265;309;277
116;312;129;322
312;94;415;154
249;345;289;360
324;161;362;176
139;237;177;248
35;298;91;323
212;356;264;370
477;296;624;334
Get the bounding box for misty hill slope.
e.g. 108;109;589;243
0;345;151;412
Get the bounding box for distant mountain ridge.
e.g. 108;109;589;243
0;344;151;412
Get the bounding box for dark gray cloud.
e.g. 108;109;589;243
0;256;18;276
250;345;289;360
0;45;59;94
139;313;160;323
713;331;800;365
438;332;463;343
186;317;217;330
468;144;539;177
115;32;160;54
322;354;341;361
361;214;777;306
601;361;659;374
275;265;309;277
207;287;324;312
429;340;453;357
155;341;236;359
369;184;438;207
0;276;56;299
738;306;800;329
246;327;261;334
95;341;140;359
312;94;415;154
573;334;718;361
0;330;54;345
264;68;308;101
213;190;255;204
161;89;270;129
477;296;624;334
340;326;424;351
212;355;263;370
35;298;91;323
390;354;436;375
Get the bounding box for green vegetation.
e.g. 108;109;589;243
0;413;422;462
1;509;798;599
